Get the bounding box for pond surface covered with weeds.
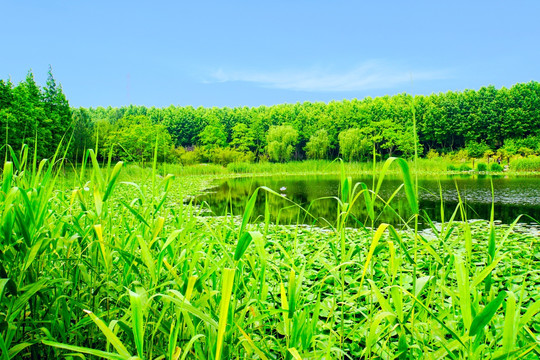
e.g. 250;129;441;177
200;173;540;228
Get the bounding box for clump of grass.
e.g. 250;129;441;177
511;156;540;172
459;163;472;171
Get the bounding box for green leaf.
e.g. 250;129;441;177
234;231;261;261
103;161;123;202
83;310;132;358
0;278;16;300
215;268;235;360
129;290;145;358
43;340;128;360
469;291;506;336
239;188;259;237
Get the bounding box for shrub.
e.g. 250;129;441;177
210;148;254;166
490;163;503;172
181;147;202;165
426;149;439;159
476;163;487;172
447;164;457;171
448;149;469;162
459;164;472;172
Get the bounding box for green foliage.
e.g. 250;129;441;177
476;162;487;172
108;115;173;163
490;163;504;172
459;163;472;171
77;81;540;164
198;123;227;151
304;129;330;160
1;147;538;359
3;71;540;167
180;146;203;165
465;141;491;158
501;136;540;157
338;128;370;161
0;69;72;160
266;125;298;162
209;147;254;166
230;123;255;153
447;164;457;171
511;156;540;172
426;149;439;159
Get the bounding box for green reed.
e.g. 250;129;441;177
0;142;538;359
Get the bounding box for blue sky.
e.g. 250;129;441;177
2;1;539;108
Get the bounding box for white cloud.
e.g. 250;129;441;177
206;60;449;92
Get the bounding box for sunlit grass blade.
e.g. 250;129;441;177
235;323;269;360
42;340;128;360
455;256;472;332
103;161;123;202
239;188;259;237
501;291;517;355
82;310;131;358
287;347;303;360
359;223;389;287
215;268;235;360
129;290;145;358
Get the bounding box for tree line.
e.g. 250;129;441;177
1;70;539;164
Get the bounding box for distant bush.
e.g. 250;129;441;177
511;157;540;172
181;147;202;165
210;148;254;166
459;164;472;172
447;164;457;171
476;163;487;172
490;163;503;172
426;149;439;159
448;149;469;162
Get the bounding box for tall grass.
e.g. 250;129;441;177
511;156;540;172
0;144;539;359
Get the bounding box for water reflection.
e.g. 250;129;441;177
197;174;540;228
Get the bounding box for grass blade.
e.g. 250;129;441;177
129;290;145;358
215;268;235;360
83;310;131;358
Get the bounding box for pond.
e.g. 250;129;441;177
198;174;540;228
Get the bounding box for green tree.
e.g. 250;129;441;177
198;123;227;151
43;66;72;155
230;123;254;152
339;128;370;162
71;108;94;160
111;115;173;162
304;129;330;159
266;124;298;162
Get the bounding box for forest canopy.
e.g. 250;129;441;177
1;70;539;164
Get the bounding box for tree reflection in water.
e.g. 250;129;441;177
198;174;540;228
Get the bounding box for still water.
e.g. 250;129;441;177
198;174;540;228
